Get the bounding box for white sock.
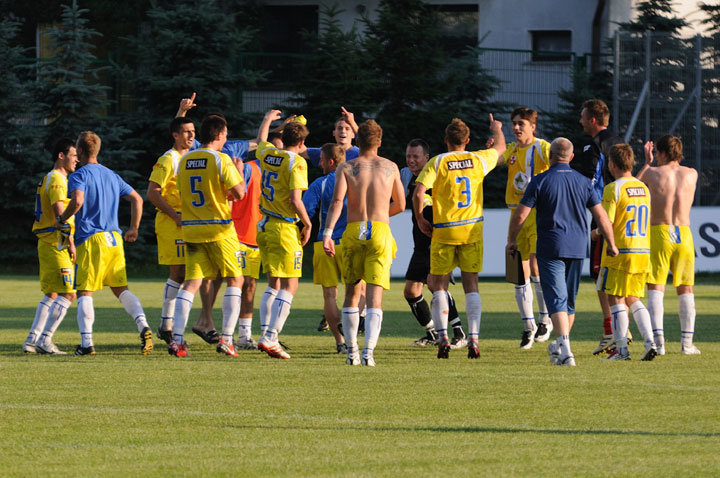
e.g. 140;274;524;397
238;317;252;340
38;296;72;345
266;289;293;342
431;291;449;339
341;307;360;355
161;279;180;330
77;296;95;348
531;275;550;324
515;281;536;330
118;290;149;332
362;308;383;357
221;286;242;343
678;293;696;348
610;304;629;354
259;287;278;336
466;292;482;342
630;301;654;348
27;296;54;344
557;334;572;357
647;289;665;348
172;289;194;344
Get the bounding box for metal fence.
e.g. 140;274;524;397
612;31;720;206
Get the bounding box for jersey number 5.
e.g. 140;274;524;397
262;170;278;202
190;176;205;207
456;176;471;208
625;204;648;237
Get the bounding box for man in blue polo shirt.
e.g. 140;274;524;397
506;137;618;366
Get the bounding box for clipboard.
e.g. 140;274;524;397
505;249;524;285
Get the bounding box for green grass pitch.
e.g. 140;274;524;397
1;274;718;475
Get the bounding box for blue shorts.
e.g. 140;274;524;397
537;257;583;315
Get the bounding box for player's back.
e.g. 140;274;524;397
645;163;697;227
341;155;398;224
256;141;307;222
601;177;650;273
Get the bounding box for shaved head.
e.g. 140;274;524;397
550;137;574;163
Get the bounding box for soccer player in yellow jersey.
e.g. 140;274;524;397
414;115;506;359
323;120;405;366
639;135;700;355
256;121;312;359
168;115;246;357
593;144;656;361
24;139;78;355
495;107;552;349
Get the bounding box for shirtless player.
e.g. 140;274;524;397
638;135;700;355
323;120;405;366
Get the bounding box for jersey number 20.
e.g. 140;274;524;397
625;204;648;237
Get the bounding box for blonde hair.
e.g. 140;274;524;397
76;131;101;158
357;120;382;150
445;118;469;146
609;144;634;172
320;143;345;165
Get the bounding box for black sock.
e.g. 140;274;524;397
448;294;465;339
406;295;432;327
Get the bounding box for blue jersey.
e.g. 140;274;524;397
302;170;347;241
306;146;360;168
520;163;600;259
67;163;134;245
192;139;249;160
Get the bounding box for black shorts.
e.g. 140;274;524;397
405;249;430;282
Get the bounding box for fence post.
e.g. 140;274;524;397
645;30;651;142
613;31;620;137
695;34;702;206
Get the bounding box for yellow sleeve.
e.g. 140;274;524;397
416;156;437;189
539;140;551;168
602;183;616;223
478;148;499;173
220;154;243;190
46;174;67;205
288;156;308;191
149;156;172;187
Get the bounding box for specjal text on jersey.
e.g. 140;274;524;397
264;155;283;166
185;159;207;169
626;187;647;197
447;159;473;170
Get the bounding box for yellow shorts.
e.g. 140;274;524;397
75;231;128;291
37;240;75;294
516;213;537;259
313;240;344;287
648;225;695;287
185;235;243;281
341;221;396;290
155;212;185;266
257;216;303;278
597;267;646;298
238;242;261;279
430;240;483;276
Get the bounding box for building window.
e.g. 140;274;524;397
431;4;479;56
531;30;572;62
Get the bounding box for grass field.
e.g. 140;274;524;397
1;274;718;476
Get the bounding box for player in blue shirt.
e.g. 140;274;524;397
302;107;360;168
56;131;152;356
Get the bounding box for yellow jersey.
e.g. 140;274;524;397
33;170;74;246
149;147;182;211
503;138;550;209
416;148;498;245
600;177;651;273
177;148;243;243
256;141;308;222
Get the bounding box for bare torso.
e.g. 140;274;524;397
640;162;697;226
339;154;401;224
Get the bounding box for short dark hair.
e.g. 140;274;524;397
170;117;193;135
199;115;227;144
582;99;610;127
609;144;634;172
52;138;75;162
320;143;346;165
357;120;382;150
268;131;282;142
656;135;683;163
511;107;538;126
407;138;429;156
282;122;309;148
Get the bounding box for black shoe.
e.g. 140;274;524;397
140;327;153;356
437;338;450;359
467;341;480;359
519;330;535;349
336;343;348;354
317;315;329;332
74;345;96;356
534;323;550;342
157;328;173;344
358;316;365;334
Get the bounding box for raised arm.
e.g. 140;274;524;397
175;92;197;118
637;141;654;182
255;109;282;145
489;113;506;157
341;106;359;134
122;189;143;242
323;165;348;256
